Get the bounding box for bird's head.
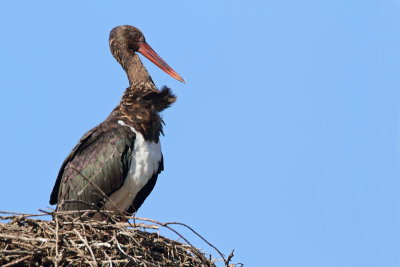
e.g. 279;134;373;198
109;25;185;83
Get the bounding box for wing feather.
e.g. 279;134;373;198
49;121;135;211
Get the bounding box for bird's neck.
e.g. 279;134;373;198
120;52;157;92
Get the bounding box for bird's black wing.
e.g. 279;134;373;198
49;121;135;211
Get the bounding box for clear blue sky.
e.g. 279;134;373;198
0;1;399;266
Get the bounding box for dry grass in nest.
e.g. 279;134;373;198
0;210;240;267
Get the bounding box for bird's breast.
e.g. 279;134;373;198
105;120;162;212
128;122;162;190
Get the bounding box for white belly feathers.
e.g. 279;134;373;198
104;120;162;212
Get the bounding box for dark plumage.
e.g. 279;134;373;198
50;25;184;217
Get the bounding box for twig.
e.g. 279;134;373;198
69;238;95;267
102;251;112;267
0;250;34;255
0;211;49;217
226;250;235;266
54;216;60;267
0;233;53;243
73;229;97;267
165;221;228;265
2;255;32;267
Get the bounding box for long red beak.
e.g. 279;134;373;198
138;42;185;83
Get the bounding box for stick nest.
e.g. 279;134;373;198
0;210;239;267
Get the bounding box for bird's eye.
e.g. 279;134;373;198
130;32;138;40
137;35;144;42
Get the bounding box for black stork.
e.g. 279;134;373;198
49;25;184;218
